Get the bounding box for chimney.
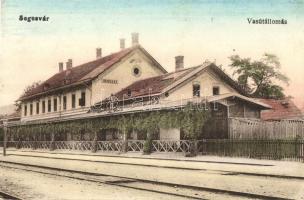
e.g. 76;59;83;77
66;59;72;70
96;48;102;59
131;32;139;46
175;56;184;71
120;38;125;50
58;62;64;72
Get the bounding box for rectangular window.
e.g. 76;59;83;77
79;91;86;107
54;98;57;112
30;104;33;115
213;86;220;95
42;101;45;113
24;105;27;116
72;94;76;108
48;99;51;112
36;102;39;114
193;83;200;97
63;96;67;110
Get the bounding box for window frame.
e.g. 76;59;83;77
79;91;86;107
30;103;33;115
42;101;45;113
192;82;201;97
213;86;220;96
72;94;76;109
36;102;39;114
63;96;67;110
53;98;58;112
47;99;52;112
24;104;27;116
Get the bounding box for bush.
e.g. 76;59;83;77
0;128;3;141
143;138;152;155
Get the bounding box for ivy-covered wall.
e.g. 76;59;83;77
0;128;3;141
8;103;210;141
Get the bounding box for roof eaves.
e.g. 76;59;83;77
18;79;92;101
208;93;272;109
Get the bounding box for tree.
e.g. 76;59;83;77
15;81;42;111
229;53;289;99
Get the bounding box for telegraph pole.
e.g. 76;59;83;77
3;120;7;156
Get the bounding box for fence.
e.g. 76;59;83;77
3;139;304;162
229;118;304;139
152;140;192;153
201;139;304;162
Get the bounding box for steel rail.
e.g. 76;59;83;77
0;160;292;200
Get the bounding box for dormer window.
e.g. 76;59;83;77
281;101;289;108
43;83;50;91
63;78;71;85
127;89;132;97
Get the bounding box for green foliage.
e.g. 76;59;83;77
0;128;3;141
143;138;152;154
8;103;210;140
229;53;289;99
15;81;43;112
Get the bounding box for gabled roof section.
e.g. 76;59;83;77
19;45;167;101
114;67;198;100
113;63;247;100
259;98;303;120
208;93;271;109
208;64;247;96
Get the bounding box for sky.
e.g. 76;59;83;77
0;0;304;109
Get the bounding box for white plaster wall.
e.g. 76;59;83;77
91;49;165;104
21;86;92;122
159;128;180;140
164;71;236;102
21;49;164;121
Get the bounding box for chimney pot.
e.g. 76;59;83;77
59;62;64;72
66;59;72;70
175;56;184;71
120;38;125;50
131;32;139;46
96;48;102;59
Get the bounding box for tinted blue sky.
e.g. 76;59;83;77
1;0;304;108
2;0;303;37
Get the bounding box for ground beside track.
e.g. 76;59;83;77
0;149;304;199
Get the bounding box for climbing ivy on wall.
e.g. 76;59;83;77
0;128;3;141
8;103;210;140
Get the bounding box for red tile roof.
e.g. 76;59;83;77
113;64;247;101
260;98;303;120
19;45;167;101
19;47;135;101
114;67;198;99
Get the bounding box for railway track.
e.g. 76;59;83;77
7;149;274;166
7;153;304;180
0;160;292;200
0;191;21;200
